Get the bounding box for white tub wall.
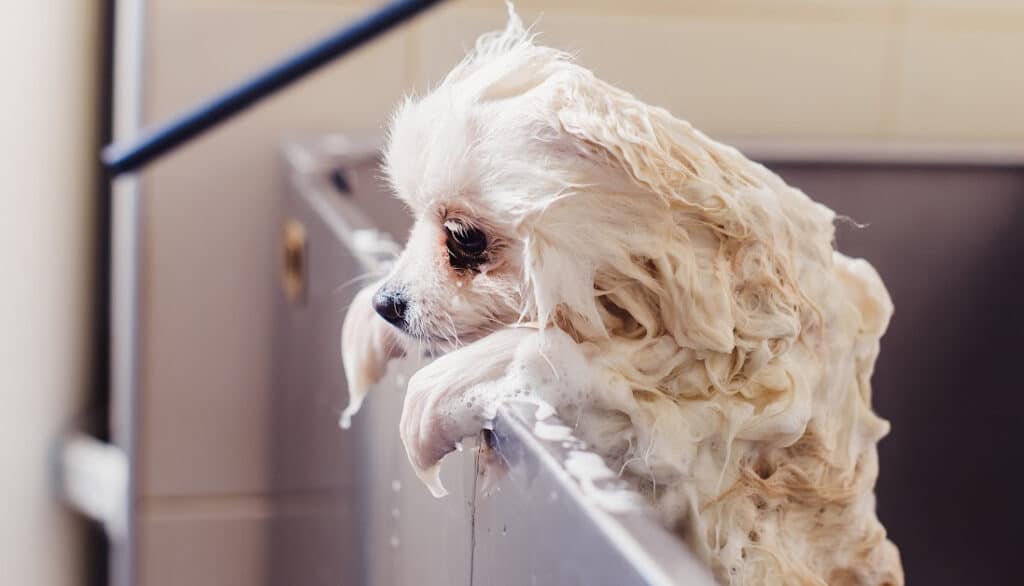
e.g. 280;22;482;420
131;0;1024;583
0;1;101;585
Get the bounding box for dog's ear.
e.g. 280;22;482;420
340;282;404;428
550;77;740;354
550;77;818;383
554;76;723;209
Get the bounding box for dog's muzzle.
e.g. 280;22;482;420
373;287;408;329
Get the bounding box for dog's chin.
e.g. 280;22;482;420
389;324;489;356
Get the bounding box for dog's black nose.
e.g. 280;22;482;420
373;289;408;328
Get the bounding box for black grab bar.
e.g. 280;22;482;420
102;0;446;176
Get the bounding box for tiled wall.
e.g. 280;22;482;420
134;1;1022;584
151;0;1024;141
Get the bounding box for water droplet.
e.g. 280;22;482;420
390;536;400;548
392;480;401;492
391;508;400;519
455;441;464;452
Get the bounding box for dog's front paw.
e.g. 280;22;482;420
398;328;536;497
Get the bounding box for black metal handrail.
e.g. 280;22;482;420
102;0;445;176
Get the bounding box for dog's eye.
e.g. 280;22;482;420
444;221;487;269
448;225;487;254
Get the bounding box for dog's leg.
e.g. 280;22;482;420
340;282;403;429
400;327;537;497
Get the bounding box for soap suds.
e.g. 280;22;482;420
564;450;643;514
533;419;573;442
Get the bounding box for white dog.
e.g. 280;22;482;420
341;8;902;586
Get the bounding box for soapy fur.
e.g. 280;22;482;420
341;7;902;585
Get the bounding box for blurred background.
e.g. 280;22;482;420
2;0;1021;585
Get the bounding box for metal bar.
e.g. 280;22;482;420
108;174;143;586
59;433;129;538
101;0;445;176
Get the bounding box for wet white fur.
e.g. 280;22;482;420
342;7;902;585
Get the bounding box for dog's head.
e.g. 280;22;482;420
370;9;835;383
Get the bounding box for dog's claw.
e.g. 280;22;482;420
416;464;448;498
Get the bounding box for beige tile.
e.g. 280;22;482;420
910;0;1024;17
456;0;894;22
894;24;1024;140
905;0;1024;31
140;516;267;586
412;5;891;138
139;505;357;586
145;3;411;123
154;0;380;7
157;0;894;19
